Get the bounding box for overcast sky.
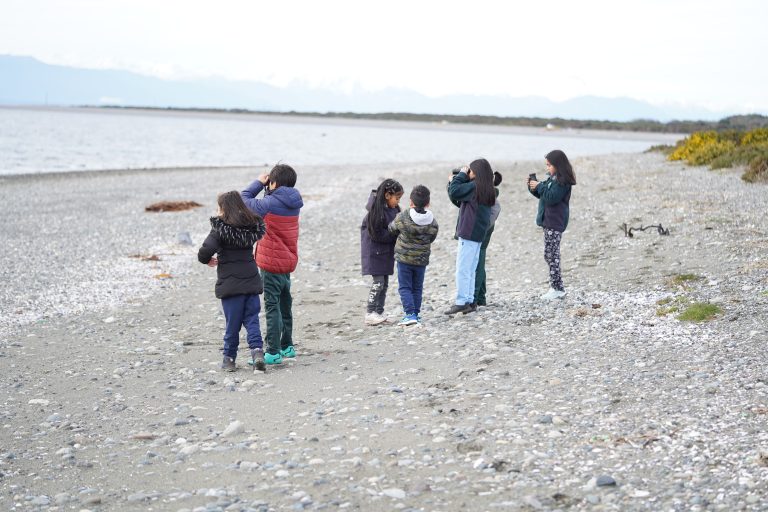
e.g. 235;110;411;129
2;0;766;113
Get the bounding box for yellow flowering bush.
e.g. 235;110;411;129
688;140;737;165
741;127;768;146
669;131;736;165
668;131;719;162
668;127;768;182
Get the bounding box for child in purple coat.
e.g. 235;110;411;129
360;179;404;325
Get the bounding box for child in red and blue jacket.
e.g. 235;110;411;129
241;164;304;365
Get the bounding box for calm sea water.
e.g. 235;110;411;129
0;107;681;175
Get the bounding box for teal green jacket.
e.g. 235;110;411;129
447;171;493;242
528;176;571;231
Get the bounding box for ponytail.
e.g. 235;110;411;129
367;179;403;237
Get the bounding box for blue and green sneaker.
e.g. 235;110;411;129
264;352;283;365
280;346;296;358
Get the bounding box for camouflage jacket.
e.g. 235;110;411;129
388;208;439;266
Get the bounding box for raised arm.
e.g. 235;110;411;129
241;178;271;216
448;171;476;203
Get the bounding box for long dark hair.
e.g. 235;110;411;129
546;150;576;185
218;191;263;227
367;179;403;237
469;158;496;206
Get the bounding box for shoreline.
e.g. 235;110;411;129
1;152;767;510
0;164;263;182
1;104;687;141
0;160;457;182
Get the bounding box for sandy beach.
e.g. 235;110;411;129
1;152;767;511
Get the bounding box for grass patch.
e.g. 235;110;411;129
676;302;721;322
656;306;680;316
656;296;689;316
670;274;702;286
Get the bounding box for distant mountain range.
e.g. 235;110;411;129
0;55;743;122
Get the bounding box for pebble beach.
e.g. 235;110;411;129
1;152;768;511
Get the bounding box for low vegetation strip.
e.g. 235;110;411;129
98;106;768;135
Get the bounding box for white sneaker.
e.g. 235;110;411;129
541;289;567;300
365;312;387;325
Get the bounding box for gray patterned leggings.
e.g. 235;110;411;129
544;229;564;291
367;275;389;314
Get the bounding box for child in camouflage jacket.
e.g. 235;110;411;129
388;185;439;326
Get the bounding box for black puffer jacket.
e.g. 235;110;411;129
198;216;266;298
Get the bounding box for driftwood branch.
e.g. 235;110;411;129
620;223;670;238
145;201;202;212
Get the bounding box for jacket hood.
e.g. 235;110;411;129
409;208;434;226
210;216;266;247
270;187;304;210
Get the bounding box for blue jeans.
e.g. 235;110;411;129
397;262;426;315
455;238;481;305
221;294;263;359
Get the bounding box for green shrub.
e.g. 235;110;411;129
709;144;768;169
742;155;768;182
647;144;675;155
677;302;721;322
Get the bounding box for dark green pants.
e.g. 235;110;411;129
474;226;495;305
261;270;293;355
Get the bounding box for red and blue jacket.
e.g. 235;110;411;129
241;180;304;274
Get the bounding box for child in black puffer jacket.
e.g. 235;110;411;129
198;191;267;372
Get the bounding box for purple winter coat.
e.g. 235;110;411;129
360;191;400;276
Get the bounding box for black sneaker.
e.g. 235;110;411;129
249;349;266;372
221;356;236;372
444;304;472;315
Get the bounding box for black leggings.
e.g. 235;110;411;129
367;275;389;314
544;229;564;291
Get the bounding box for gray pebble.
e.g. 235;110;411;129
596;475;617;487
